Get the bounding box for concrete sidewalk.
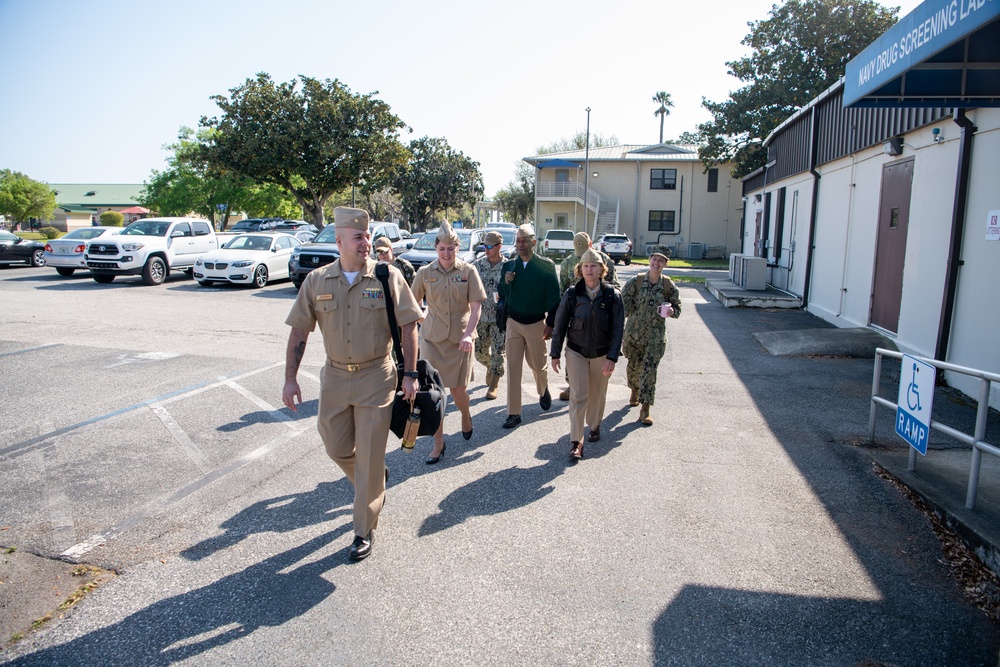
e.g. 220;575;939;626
3;283;998;665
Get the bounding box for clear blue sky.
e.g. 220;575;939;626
0;0;921;198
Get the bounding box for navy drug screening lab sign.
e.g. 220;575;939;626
896;354;936;455
844;0;1000;107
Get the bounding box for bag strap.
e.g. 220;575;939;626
375;262;405;367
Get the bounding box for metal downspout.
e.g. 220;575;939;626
935;109;976;363
802;105;821;308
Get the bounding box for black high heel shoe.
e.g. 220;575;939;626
426;442;446;465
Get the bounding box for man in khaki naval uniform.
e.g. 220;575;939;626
282;207;423;561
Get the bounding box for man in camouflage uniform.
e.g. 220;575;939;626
557;231;619;400
373;236;415;286
620;244;681;426
472;230;506;399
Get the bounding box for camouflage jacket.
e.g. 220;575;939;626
621;272;681;355
472;254;505;323
393;257;415;287
559;249;619;292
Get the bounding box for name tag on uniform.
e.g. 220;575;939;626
316;294;333;301
425;277;438;283
362;288;384;299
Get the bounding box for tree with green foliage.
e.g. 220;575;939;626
666;131;705;146
201;73;409;227
493;162;534;224
140;127;301;229
698;0;899;178
653;91;674;144
0;169;57;226
393;137;484;231
535;131;620;156
99;210;124;226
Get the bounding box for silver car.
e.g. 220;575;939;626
44;226;121;276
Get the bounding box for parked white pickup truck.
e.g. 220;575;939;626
540;229;576;260
85;217;219;285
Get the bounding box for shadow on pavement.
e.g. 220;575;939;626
7;530;350;666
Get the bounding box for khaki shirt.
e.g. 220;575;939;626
285;258;423;365
411;258;487;344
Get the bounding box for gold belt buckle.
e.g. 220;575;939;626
347;363;360;372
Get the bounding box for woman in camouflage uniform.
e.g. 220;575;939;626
620;244;681;426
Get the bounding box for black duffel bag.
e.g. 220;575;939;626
375;263;448;440
389;358;446;439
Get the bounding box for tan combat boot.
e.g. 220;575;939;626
485;373;500;400
629;388;639;407
639;404;653;426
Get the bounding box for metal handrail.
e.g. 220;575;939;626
869;347;1000;510
536;181;602;211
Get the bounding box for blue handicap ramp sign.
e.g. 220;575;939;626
895;354;935;455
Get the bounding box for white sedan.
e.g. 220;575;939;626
43;226;120;276
194;233;301;288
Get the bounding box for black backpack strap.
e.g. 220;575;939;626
375;262;405;367
602;284;616;316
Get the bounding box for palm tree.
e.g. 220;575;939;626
653;91;674;144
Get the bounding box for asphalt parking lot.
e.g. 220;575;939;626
1;262;998;665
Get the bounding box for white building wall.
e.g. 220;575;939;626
744;109;1000;408
944;108;1000;406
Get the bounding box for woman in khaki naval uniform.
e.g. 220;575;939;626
549;249;625;460
409;223;487;464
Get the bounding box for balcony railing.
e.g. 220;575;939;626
536;181;601;211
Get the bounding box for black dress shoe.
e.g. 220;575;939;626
570;441;583;460
426;442;446;465
462;427;473;440
502;414;522;429
539;388;552;411
348;531;374;561
588;428;600;442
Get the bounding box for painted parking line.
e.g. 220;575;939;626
150;404;212;474
223;379;295;428
60;423;313;562
0;362;283;460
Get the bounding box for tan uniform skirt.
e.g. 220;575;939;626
420;336;473;388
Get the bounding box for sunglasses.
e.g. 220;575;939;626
483;244;497;249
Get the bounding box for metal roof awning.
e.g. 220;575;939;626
535;159;582;169
844;0;1000;108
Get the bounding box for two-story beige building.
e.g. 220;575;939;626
523;144;743;258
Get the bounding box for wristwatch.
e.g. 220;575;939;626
402;371;419;379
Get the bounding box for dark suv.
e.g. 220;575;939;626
287;221;409;289
229;218;283;233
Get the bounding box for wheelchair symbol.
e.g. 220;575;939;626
906;362;922;412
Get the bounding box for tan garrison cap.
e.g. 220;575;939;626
574;232;591;257
334;206;369;231
649;244;672;259
516;224;535;238
579;248;603;265
483;230;503;245
373;236;392;253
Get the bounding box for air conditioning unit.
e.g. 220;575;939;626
729;254;766;290
687;243;705;259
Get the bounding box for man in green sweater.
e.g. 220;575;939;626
499;224;562;428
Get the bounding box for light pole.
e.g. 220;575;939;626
583;107;591;236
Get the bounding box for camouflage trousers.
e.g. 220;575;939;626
625;342;664;406
475;319;506;378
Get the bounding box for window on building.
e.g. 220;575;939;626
555;213;568;228
650;169;676;190
707;168;719;192
648;210;676;232
555;169;570;183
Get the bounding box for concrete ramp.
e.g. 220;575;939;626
754;327;898;358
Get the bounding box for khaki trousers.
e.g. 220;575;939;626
565;348;611;442
505;318;548;415
317;358;395;537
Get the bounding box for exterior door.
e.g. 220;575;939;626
753;211;762;257
870;159;913;333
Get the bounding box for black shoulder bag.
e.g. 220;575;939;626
375;263;447;440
